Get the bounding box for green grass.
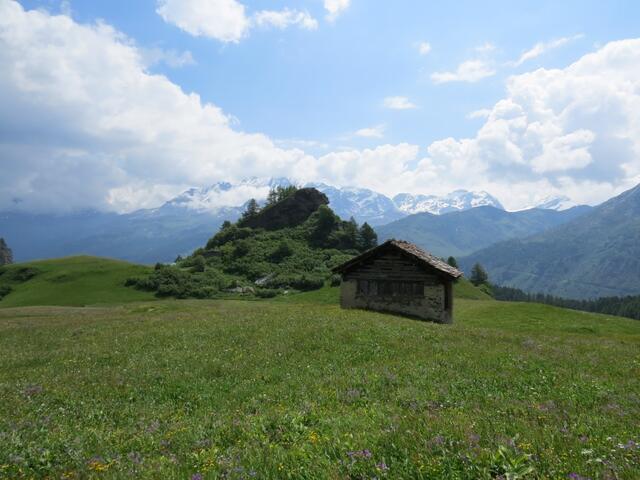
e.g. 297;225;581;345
1;295;639;479
0;256;155;307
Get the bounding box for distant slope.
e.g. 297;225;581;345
0;205;241;264
0;256;154;307
461;183;640;299
376;205;592;258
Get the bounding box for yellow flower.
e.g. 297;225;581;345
309;431;320;444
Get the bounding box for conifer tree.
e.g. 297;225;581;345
358;223;378;251
241;199;260;220
470;263;489;286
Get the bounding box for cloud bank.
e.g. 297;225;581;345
0;1;639;213
156;0;318;43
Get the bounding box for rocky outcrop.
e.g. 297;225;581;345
0;238;13;266
240;188;329;230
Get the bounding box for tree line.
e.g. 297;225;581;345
448;257;640;321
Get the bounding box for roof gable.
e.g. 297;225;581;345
333;239;463;279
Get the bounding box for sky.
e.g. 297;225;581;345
1;0;640;213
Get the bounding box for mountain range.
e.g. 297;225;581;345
376;205;593;258
460;183;640;299
0;178;518;263
0;177;596;278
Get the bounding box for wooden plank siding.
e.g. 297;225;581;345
343;251;439;283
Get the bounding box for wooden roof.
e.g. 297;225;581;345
332;239;463;279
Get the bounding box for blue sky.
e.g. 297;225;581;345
27;0;634;149
2;0;640;212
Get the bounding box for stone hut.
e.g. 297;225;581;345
332;239;462;323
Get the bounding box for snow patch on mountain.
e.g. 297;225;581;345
162;178;291;212
305;183;405;226
532;195;578;211
393;190;504;215
160;178;507;224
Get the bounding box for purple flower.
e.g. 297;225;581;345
128;452;143;465
624;440;637;450
376;462;389;471
568;474;590;480
192;474;203;480
22;384;43;397
347;449;372;459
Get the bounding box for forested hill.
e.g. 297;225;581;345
461;183;640;299
126;187;379;299
376;205;591;258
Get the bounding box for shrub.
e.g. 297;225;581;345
270;273;325;291
8;267;39;283
270;240;293;262
330;274;342;287
206;226;254;249
0;285;12;300
233;240;250;259
256;288;279;298
191;255;206;273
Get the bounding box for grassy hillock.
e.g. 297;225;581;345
1;295;639;479
127;190;378;299
0;256;155;307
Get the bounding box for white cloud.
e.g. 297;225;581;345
0;1;414;211
467;108;492;120
141;47;196;68
1;1;639;213
0;0;315;212
514;34;584;66
418;41;431;55
311;144;421;194
253;9;318;31
431;59;495;84
383;96;417;110
355;125;385;138
156;0;318;43
475;42;496;54
324;0;350;21
156;0;249;43
411;38;640;208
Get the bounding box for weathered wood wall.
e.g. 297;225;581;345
343;251;441;283
339;250;453;323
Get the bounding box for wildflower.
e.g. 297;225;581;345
128;452;143;465
376;461;389;471
22;384;43;397
308;431;320;444
347;449;372;459
87;457;110;472
567;474;590;480
145;420;160;434
191;474;203;480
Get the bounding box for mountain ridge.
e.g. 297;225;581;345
376;205;593;259
460;183;640;299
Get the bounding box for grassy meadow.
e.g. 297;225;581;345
1;281;639;479
0;256;154;307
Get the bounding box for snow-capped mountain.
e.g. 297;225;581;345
393;190;504;215
533;195;578;211
305;183;405;226
161;178;291;213
160;179;507;225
